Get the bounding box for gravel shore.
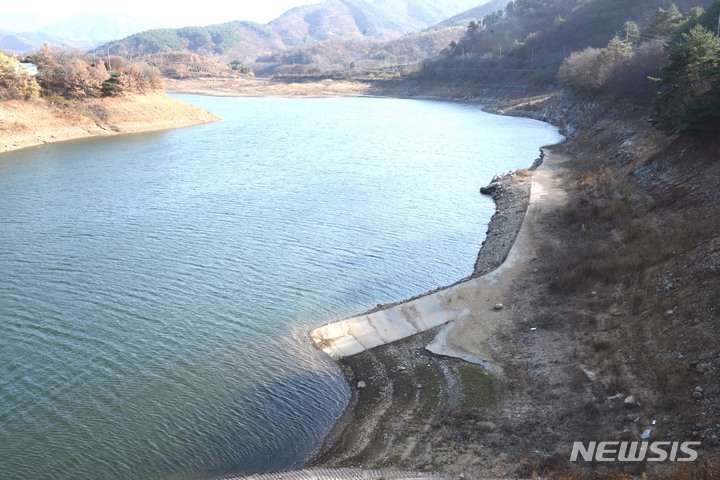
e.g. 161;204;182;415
472;165;536;277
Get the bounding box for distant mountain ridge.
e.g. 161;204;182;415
0;0;487;54
269;0;483;43
100;0;486;59
431;0;511;29
0;30;68;53
0;12;163;52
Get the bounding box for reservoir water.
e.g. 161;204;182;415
0;95;562;479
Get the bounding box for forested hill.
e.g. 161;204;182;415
103;21;285;63
101;0;481;59
428;0;714;71
422;1;714;82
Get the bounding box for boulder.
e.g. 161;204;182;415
480;182;501;195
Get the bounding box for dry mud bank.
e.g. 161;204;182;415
164;77;375;98
0;92;219;154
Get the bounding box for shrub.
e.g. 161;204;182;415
603;40;667;101
28;44;163;99
557;47;611;92
0;51;41;100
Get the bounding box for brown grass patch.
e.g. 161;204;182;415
520;139;720;478
0;120;29;134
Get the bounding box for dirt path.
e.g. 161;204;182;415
428;150;569;373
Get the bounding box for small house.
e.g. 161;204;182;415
17;63;38;76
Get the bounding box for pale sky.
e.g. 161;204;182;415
1;0;318;30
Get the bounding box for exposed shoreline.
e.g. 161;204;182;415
0;92;220;155
301;83;720;478
299;88;574;476
306;167;535;462
306;139;563;473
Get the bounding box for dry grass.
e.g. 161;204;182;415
0;119;28;134
512;132;720;479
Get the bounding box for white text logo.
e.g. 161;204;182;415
570;441;700;462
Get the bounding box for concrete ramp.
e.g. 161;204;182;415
310;287;471;358
309;151;567;364
222;468;449;480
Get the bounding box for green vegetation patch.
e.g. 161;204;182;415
457;363;500;409
414;362;444;411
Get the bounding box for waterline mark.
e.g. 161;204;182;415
570;441;701;462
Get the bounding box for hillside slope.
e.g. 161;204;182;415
431;0;511;29
413;0;717;98
102;0;483;60
298;84;720;479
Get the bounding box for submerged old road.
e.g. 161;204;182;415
223;468;450;480
310;151;568;371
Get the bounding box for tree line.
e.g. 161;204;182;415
0;44;163;102
436;0;720;134
652;3;720;133
556;2;720;134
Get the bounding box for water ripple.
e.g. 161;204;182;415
0;96;562;480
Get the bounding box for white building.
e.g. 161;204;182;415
17;62;38;76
